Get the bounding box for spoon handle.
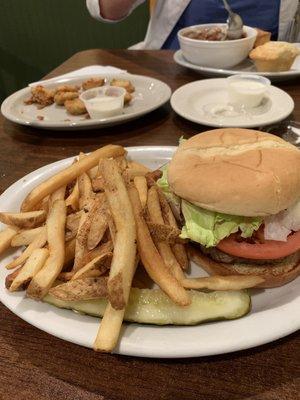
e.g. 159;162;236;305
222;0;232;13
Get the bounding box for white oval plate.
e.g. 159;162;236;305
171;79;294;128
174;46;300;82
0;146;299;358
1;74;171;131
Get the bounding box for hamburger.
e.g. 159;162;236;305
157;128;300;288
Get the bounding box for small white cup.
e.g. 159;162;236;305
80;86;126;119
227;74;271;108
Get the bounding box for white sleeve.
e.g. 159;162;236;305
86;0;145;23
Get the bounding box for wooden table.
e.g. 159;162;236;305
0;50;299;400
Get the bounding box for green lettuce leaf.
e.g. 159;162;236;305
156;160;262;248
180;200;262;248
156;165;181;212
179;136;187;145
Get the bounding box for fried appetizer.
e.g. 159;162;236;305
82;78;105;91
124;92;133;105
65;98;87;115
110;79;135;93
54;91;79;106
25;85;55;108
56;84;79;93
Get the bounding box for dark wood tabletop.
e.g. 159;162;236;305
0;50;299;400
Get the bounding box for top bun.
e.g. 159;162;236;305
168;128;300;216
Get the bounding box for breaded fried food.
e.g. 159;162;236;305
82;78;105;91
65;98;87;115
110;79;135;93
56;84;79;93
54;91;79;106
124;92;133;105
25;85;55;108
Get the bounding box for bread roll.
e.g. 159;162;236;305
168;128;300;216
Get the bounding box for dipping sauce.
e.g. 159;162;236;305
80;86;126;119
227;74;271;108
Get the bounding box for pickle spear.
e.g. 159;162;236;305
44;288;250;325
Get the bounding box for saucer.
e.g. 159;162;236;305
170;79;294;128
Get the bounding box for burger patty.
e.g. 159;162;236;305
200;244;300;265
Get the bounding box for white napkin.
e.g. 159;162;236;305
29;65;127;87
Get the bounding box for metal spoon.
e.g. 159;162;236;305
222;0;244;40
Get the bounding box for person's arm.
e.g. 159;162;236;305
99;0;137;20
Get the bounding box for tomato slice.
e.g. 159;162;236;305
216;230;300;260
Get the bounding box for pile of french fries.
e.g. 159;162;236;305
0;144;264;352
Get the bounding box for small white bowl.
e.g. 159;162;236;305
80;86;126;119
178;23;257;69
227;74;271;108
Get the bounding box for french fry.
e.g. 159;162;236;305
0;226;19;255
65;211;82;241
94;160;137;353
147;222;181;244
5;267;22;289
9;248;49;292
114;155;128;173
58;272;74;282
94;305;124;352
82;240;113;266
157;188;189;270
49;277;108;301
182;275;265;291
87;165;99;180
49;186;65;203
6;229;47;270
78;172;93;210
147;186;185;282
92;176;105;192
21;145;125;212
40;196;50;213
64;238;76;267
133;176;148;208
128;185;190;306
65;180;79;211
0;210;46;229
107;215;116;245
71;252;112;280
72;211;90;272
11;226;45;247
127;161;150;176
87;195;109;250
27;197;66;299
101;159;137;310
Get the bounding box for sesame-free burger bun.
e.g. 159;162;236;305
168;128;300;217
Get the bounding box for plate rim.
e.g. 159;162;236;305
170;78;294;128
1;73;172;130
174;49;300;78
0;145;299;358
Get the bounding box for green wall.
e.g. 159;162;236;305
0;0;149;101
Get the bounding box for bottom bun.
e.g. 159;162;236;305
188;245;300;288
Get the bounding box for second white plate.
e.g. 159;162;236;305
171;78;294;128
